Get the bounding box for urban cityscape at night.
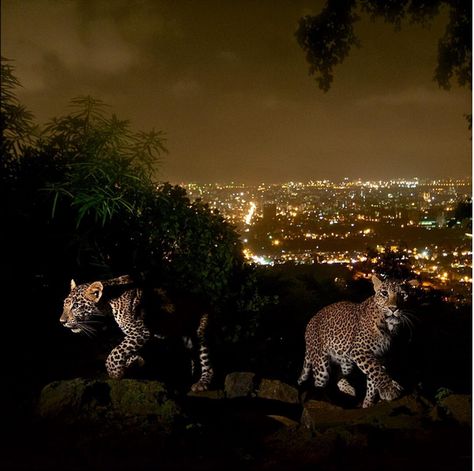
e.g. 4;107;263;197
185;177;472;303
2;1;471;469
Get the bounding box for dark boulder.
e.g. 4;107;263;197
224;372;257;398
257;379;300;404
301;394;434;432
38;378;182;430
439;394;471;426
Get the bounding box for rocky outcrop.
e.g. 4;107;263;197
257;379;299;404
224;371;257;398
187;389;226;400
37;374;471;439
439;394;471;426
295;392;470;470
32;374;470;471
224;373;300;404
301;394;434;432
38;378;182;430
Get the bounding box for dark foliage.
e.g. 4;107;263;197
454;198;472;219
296;0;472;92
0;58;38;159
354;244;414;280
0;61;251;301
389;287;472;397
295;0;360;92
0;61;261;406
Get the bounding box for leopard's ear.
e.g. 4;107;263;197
85;281;104;302
371;274;382;291
70;279;77;290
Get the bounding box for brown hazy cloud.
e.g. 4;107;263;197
2;0;471;183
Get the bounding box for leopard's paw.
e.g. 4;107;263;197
126;355;145;368
190;381;210;393
379;380;403;401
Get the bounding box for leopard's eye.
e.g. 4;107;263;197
380;290;388;297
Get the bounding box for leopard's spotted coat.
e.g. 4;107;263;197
298;275;410;407
60;275;213;392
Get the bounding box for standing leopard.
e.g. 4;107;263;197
298;275;411;408
60;275;213;392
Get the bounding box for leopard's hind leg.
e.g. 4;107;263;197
297;351;312;385
311;353;330;388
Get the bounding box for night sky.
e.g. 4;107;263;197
2;0;471;183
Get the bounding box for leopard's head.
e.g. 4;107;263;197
60;279;105;335
372;275;410;332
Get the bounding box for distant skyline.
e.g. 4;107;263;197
178;176;471;186
2;0;471;183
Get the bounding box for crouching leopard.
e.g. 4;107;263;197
298;275;412;408
60;275;213;392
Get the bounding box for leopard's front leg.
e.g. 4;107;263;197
106;327;151;379
351;349;402;408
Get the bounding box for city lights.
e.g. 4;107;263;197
184;177;472;303
244;202;257;225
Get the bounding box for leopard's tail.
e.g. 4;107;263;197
102;275;134;286
191;313;214;392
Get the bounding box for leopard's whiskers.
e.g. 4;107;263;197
76;321;98;337
400;312;415;341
